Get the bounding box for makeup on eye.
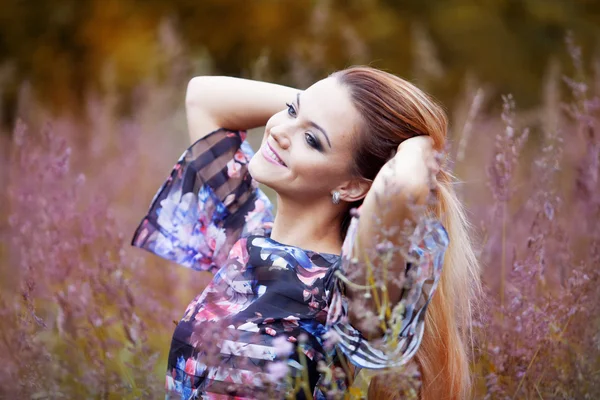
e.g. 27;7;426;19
285;102;296;118
304;132;323;151
284;102;322;151
285;95;332;149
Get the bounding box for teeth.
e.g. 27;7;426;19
266;146;284;165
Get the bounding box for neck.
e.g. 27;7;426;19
270;194;344;255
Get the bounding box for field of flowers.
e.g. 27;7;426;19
1;33;599;399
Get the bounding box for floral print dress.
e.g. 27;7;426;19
131;128;449;399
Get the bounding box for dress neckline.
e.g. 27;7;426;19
258;234;342;259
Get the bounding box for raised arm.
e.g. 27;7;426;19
323;135;446;370
347;136;440;337
185;76;300;142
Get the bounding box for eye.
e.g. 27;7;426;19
286;102;297;118
305;133;322;151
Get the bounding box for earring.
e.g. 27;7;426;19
332;191;341;205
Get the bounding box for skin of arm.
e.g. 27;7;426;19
185;76;300;142
345;135;439;340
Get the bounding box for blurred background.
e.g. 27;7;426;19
1;0;599;398
1;0;599;122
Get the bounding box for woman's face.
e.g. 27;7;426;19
248;77;363;203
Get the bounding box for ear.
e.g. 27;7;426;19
335;177;372;203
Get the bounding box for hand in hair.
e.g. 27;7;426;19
396;134;440;187
344;134;440;339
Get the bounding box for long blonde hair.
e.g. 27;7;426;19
332;66;482;399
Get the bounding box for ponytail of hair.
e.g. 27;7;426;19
332;66;482;399
368;171;481;399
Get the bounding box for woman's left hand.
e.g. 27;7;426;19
381;135;440;193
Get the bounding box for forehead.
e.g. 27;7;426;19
300;77;360;149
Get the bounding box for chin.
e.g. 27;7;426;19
248;153;281;190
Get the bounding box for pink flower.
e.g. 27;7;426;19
206;225;226;254
226;160;242;178
184;358;196;375
267;361;289;382
298;333;309;343
228;239;248;264
322;330;341;350
272;335;294;357
265;327;276;336
234;149;248;163
282;316;299;332
243;198;268;234
303;348;315;360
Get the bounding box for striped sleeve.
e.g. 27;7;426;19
324;209;449;369
131;128;274;273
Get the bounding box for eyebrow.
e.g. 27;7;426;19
296;92;332;149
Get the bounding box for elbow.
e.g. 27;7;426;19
186;76;211;108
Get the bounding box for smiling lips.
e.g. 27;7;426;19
262;142;287;167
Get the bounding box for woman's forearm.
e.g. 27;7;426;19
346;138;435;339
185;76;300;141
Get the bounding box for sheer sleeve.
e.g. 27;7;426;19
324;208;449;369
131;128;274;274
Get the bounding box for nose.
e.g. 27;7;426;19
270;125;291;150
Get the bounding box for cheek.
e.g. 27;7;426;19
289;139;321;173
294;154;324;176
290;147;348;189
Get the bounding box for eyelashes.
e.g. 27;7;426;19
286;102;296;118
305;133;322;151
285;102;323;151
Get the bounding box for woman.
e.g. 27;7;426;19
132;66;481;399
